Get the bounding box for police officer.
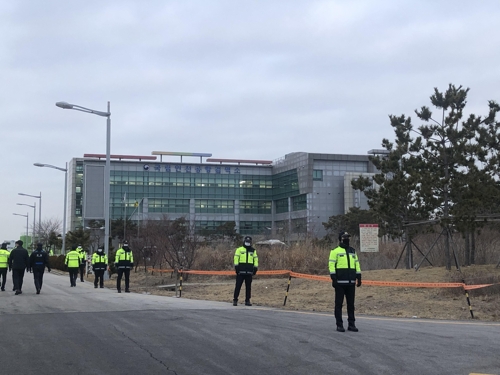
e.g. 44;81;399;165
0;243;10;291
77;245;87;282
29;243;51;294
8;240;30;295
65;245;81;287
115;241;134;293
92;247;108;288
233;236;258;306
329;231;362;332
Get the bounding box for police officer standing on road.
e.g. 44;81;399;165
77;245;87;282
233;236;258;306
0;243;10;291
8;240;30;295
115;241;134;293
65;245;81;287
92;247;108;288
29;243;51;294
329;231;362;332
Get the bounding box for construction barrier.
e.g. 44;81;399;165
146;267;498;314
145;267;497;291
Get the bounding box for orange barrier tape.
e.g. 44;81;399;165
181;270;234;275
290;272;465;288
256;270;290;276
147;268;175;273
290;272;330;282
146;268;499;290
362;280;464;288
179;269;291;276
464;284;495;290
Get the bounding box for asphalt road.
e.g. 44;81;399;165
1;271;499;375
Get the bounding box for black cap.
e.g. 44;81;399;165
338;231;351;241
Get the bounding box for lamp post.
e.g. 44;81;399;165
18;192;41;242
17;203;36;247
13;213;29;244
34;163;68;254
56;101;111;259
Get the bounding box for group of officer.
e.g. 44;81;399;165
64;241;134;292
233;232;362;332
0;240;51;295
0;239;134;294
2;233;360;331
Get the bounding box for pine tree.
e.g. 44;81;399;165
354;84;500;269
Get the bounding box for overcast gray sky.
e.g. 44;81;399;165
2;0;499;241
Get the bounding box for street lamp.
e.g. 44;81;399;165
56;101;111;259
13;213;29;244
18;192;41;242
34;163;68;254
17;203;36;247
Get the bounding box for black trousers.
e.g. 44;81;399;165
68;268;79;286
12;269;25;291
334;284;356;326
117;269;130;291
79;264;86;281
233;274;252;301
0;268;7;290
94;270;105;287
33;268;45;291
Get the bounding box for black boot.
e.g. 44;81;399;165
233;299;237;306
336;325;345;332
348;324;358;332
245;300;252;306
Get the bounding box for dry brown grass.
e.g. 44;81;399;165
96;263;500;322
90;232;500;321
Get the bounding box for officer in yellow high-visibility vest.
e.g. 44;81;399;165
77;245;86;282
0;243;10;291
233;236;258;306
92;247;108;289
65;245;81;287
329;231;361;332
114;241;134;293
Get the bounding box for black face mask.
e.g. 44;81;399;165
342;238;350;247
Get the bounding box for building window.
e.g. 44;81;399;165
275;198;289;214
239;221;272;235
195;200;234;213
240;200;272;214
292;194;307;211
313;170;323;181
292;217;307;233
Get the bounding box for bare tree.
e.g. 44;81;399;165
37;218;62;247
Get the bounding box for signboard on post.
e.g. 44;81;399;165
359;224;379;252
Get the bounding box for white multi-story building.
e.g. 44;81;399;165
66;150;381;238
